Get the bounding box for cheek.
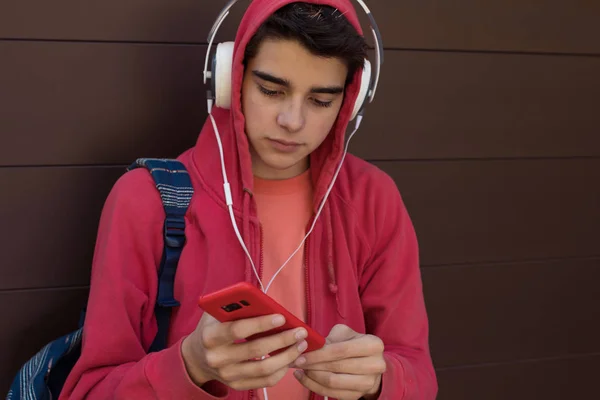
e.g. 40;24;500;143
309;112;339;145
248;89;280;115
243;84;275;111
243;93;271;136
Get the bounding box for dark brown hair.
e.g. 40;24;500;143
244;2;368;84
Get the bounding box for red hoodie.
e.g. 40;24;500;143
60;0;437;399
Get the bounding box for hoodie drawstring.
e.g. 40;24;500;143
242;189;253;285
325;202;337;294
324;202;345;319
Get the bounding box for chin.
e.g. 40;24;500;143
265;159;302;171
262;153;307;172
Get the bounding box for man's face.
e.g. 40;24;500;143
242;38;348;180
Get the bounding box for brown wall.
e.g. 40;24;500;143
1;1;599;397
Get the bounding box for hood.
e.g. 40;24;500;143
192;0;365;214
189;0;367;296
231;0;364;211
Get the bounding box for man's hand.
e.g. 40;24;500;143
292;324;386;400
182;312;309;391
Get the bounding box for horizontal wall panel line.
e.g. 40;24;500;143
0;37;206;47
2;38;600;59
368;155;600;163
0;38;379;51
0;163;129;169
436;351;600;372
3;154;600;169
422;255;600;269
0;285;90;294
385;47;600;59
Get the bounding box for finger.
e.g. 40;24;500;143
217;327;308;367
295;335;384;366
201;313;286;348
304;370;379;394
326;324;362;344
219;338;309;382
293;370;363;400
295;356;387;375
226;365;288;391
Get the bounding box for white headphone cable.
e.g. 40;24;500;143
209;98;362;400
208;100;266;293
263;114;363;294
208;98;363;293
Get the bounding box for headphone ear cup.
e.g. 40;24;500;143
350;59;372;120
213;41;235;109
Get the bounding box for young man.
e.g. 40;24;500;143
60;1;437;399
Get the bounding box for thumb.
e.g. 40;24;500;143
326;324;362;344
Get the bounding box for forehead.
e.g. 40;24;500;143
248;39;347;86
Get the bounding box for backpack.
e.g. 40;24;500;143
6;158;194;400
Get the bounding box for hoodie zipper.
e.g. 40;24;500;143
304;217;317;400
304;235;316;400
259;223;265;287
304;230;312;346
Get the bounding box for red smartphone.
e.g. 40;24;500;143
198;282;326;354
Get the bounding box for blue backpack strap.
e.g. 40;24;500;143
128;158;194;352
7;158;194;400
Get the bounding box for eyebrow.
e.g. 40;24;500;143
252;70;344;95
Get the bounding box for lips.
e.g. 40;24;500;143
267;138;303;153
270;138;301;146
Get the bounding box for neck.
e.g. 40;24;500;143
251;153;309;180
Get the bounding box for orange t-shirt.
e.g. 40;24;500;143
253;169;313;400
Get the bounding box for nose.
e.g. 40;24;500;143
277;98;305;133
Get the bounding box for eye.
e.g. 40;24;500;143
313;99;333;108
258;85;280;97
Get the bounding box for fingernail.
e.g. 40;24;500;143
295;329;307;340
297;340;308;352
272;315;285;326
294;370;304;379
295;356;306;366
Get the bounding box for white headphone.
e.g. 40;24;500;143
202;0;384;121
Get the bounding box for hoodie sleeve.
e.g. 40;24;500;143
59;169;228;400
358;172;438;400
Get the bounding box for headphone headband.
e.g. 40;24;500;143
203;0;384;103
